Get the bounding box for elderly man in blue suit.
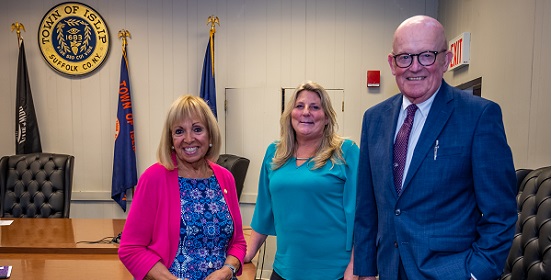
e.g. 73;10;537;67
353;15;517;280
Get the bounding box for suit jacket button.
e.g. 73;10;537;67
394;242;399;248
395;209;401;215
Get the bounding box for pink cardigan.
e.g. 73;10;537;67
118;159;246;280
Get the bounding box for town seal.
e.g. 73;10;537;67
38;2;110;76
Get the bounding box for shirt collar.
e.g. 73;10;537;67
401;85;440;118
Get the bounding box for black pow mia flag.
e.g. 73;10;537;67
15;40;42;154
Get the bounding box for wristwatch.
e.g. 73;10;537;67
223;263;237;279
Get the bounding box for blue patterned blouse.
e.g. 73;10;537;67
169;176;234;280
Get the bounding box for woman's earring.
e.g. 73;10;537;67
209;143;213;147
171;146;175;150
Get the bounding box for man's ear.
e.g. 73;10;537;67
388;54;397;75
443;50;453;70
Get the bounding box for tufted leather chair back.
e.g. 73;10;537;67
0;153;74;218
501;166;551;280
216;154;250;200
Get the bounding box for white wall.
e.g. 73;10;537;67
0;0;549;228
439;0;551;170
1;0;549;276
0;0;440;218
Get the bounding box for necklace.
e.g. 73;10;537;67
295;145;316;161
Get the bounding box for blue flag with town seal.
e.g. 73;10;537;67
200;34;217;119
111;47;137;212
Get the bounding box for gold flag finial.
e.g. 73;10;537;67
205;16;219;75
207;15;219;34
11;22;25;46
118;29;131;50
118;29;131;68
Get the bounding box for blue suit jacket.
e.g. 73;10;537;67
354;81;517;280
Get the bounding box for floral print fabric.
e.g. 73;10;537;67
169;176;234;279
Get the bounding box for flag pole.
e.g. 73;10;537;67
206;16;219;74
200;16;219;118
118;29;131;66
10;22;25;47
112;28;137;212
13;21;42;154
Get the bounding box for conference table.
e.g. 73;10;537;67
0;218;256;280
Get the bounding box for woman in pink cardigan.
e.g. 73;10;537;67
119;95;246;280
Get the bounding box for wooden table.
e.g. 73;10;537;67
0;218;256;280
0;218;124;254
0;253;132;280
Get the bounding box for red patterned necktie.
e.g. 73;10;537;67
393;104;418;195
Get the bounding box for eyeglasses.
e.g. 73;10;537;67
392;50;447;68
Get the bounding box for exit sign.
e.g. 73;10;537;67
449;32;470;71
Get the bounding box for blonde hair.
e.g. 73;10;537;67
273;81;344;170
157;95;221;170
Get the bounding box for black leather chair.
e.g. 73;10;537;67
0;153;74;218
216;154;250;200
501;166;550;280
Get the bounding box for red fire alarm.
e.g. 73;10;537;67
367;70;380;87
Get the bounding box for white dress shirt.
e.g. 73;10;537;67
394;88;438;187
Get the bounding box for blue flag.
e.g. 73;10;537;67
200;34;217;119
111;47;137;212
15;40;42;154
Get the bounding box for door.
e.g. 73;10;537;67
224;88;281;203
